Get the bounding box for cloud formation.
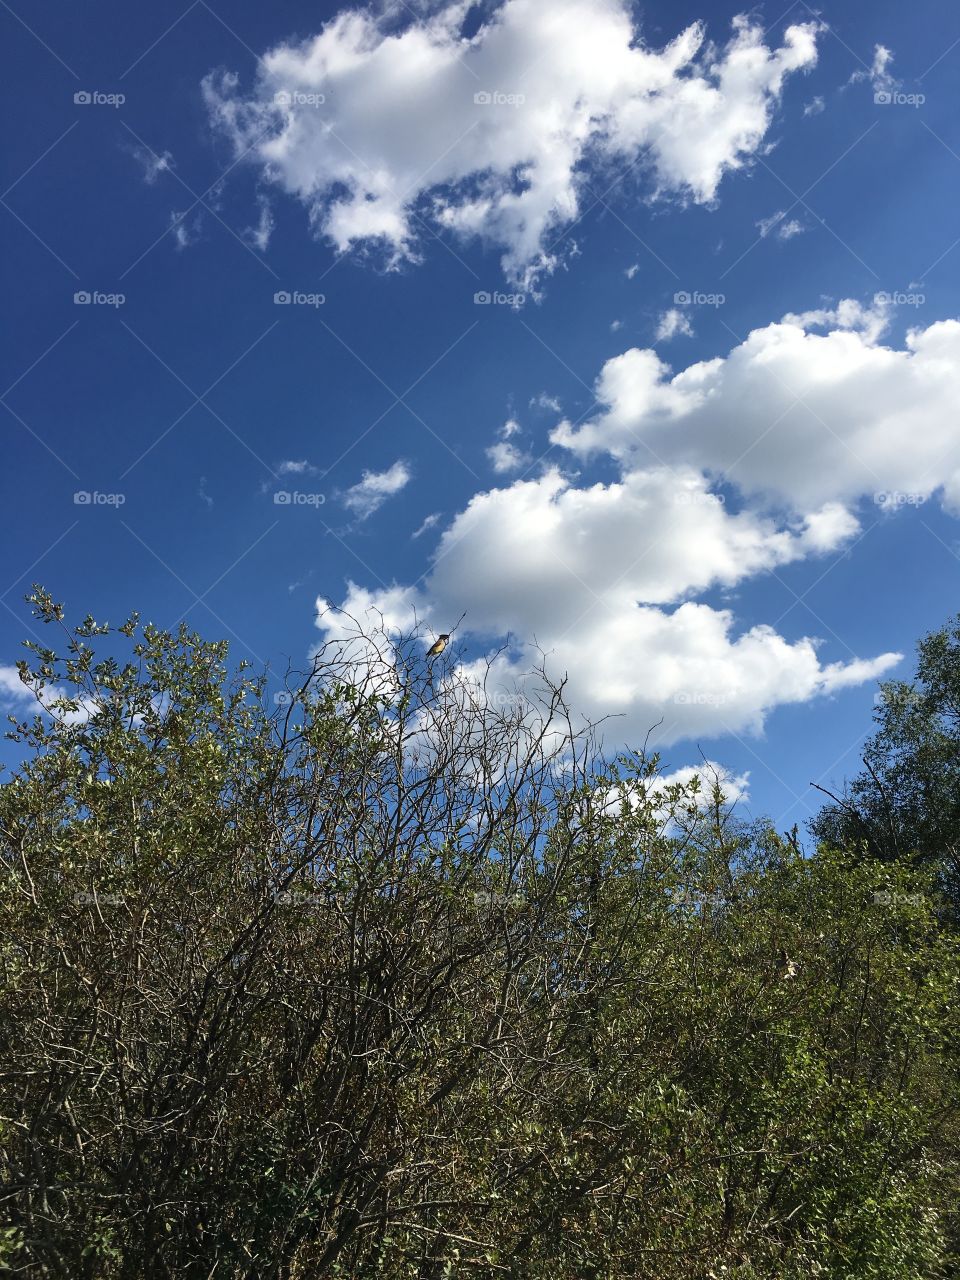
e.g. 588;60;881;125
655;308;694;341
204;1;819;287
309;296;960;747
552;300;960;513
342;460;412;520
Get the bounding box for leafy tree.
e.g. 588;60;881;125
0;590;957;1278
811;612;960;908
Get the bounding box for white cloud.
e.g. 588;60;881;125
204;2;819;288
412;512;441;538
849;44;897;97
311;294;957;747
552;298;960;514
277;458;319;475
0;665;96;725
315;456;896;746
777;218;804;240
170;210;202;249
244;192;275;251
803;94;825;117
625;263;640;280
655;760;750;807
486;418;531;473
757;209;805;240
342;460;411;519
655;308;693;341
130;145;174;184
531;393;562;414
0;665;32;705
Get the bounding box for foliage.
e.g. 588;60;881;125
811;612;960;908
0;590;957;1278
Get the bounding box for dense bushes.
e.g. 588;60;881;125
0;591;957;1277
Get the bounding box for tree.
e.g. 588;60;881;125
1;590;957;1278
811;612;960;908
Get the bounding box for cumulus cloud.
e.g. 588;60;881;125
552;299;960;513
655;760;750;807
655;308;693;341
314;456;895;747
342;460;411;519
308;292;960;747
204;2;819;287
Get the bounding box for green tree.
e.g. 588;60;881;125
811;612;960;908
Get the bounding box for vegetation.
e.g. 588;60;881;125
0;589;957;1278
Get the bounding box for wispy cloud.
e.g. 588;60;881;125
342;460;411;520
655;308;694;341
756;210;806;241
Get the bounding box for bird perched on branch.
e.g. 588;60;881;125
426;633;449;659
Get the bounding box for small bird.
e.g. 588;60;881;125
426;633;450;659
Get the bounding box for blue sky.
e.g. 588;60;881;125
2;0;958;834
